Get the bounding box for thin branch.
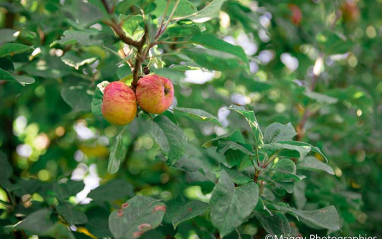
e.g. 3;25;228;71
104;20;140;47
156;0;171;38
101;0;111;13
159;0;180;38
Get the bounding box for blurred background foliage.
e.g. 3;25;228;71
0;0;381;238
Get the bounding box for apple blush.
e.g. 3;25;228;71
102;81;137;125
136;74;174;114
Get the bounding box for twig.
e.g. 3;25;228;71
156;0;171;38
103;20;140;47
131;25;148;90
158;0;180;39
101;0;111;13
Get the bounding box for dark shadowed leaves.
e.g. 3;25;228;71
172;200;209;228
88;179;134;202
210;170;259;237
0;43;32;57
147;115;188;165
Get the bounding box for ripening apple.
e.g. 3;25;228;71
288;4;302;25
102;81;137;125
341;1;360;22
136;74;174;114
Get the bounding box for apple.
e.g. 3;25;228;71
102;81;137;125
288;4;302;25
136;74;174;114
341;1;359;22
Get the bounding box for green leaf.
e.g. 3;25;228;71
15;209;55;234
121;15;144;41
61;52;97;69
61;84;92;113
270;159;304;182
151;68;185;84
0;29;17;45
220;165;252;185
261;177;295;194
293;181;307;210
166;24;202;37
178;0;227;23
91;81;109;117
317;31;353;55
297;156;334;175
85;206;113;238
88;0;109;17
108;128;127;174
0;152;12;183
23;56;71;78
217;141;255;156
304;91;338;104
54;180;85;200
261;142;311;160
256;212;291;236
172;200;209;228
48;223;76;239
272;204;341;231
14;75;35;86
152;0;197;18
0;69;34;86
279;141;328;162
147;115;188;165
203;129;245;148
210;170;259;237
88;179;134;202
52;30;103;47
116;0;140;14
181;48;246;71
189;34;249;71
0;43;32;57
228;105;264;147
255;211;291;236
264;122;297;144
109;196;166;239
71;0;103;28
56;203;88;225
0;68;17;82
174;107;220;125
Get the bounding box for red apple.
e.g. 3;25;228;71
288;4;302;25
102;81;137;125
341;1;360;22
136;74;174;114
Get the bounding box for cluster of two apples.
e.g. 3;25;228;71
102;74;174;125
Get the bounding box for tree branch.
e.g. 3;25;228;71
101;0;140;47
104;20;140;47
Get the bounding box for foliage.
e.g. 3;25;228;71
0;0;381;238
